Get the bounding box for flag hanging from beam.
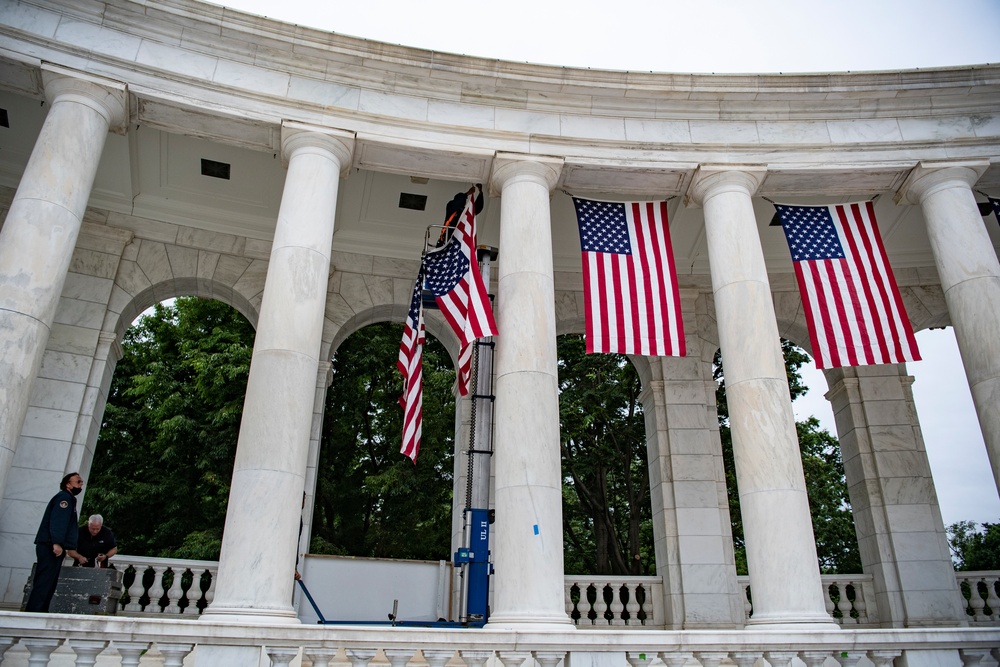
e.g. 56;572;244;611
423;191;497;395
990;196;1000;225
572;197;685;357
774;201;920;370
397;268;425;463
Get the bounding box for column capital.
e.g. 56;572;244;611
685;164;767;208
894;159;990;205
280;121;355;175
490;153;564;195
41;64;128;134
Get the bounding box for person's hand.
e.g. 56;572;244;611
96;554;107;564
294;570;301;581
52;544;63;557
75;554;88;565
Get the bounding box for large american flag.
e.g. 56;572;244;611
572;198;685;356
397;269;425;463
423;193;497;395
775;201;920;369
990;196;1000;225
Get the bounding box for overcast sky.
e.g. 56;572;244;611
216;0;1000;527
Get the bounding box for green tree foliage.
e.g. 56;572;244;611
557;335;653;576
309;322;456;560
948;520;1000;571
87;297;254;560
714;340;861;574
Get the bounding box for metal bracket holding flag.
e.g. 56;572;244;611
771;200;920;370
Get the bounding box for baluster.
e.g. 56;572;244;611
202;568;217;611
799;652;832;667
113;641;150;667
346;649;377;667
743;583;753;620
968;578;987;621
625;582;641;625
610;583;625;625
164;567;185;614
851;581;869;625
23;638;63;667
593;583;609;625
835;651;866;667
732;651;763;667
985;574;1000;620
176;567;194;614
867;650;901;667
959;650;988;667
659;651;693;667
461;651;493;667
765;652;798;667
826;583;840;623
267;647;299;667
696;651;729;667
0;637;16;662
70;639;107;667
424;650;455;667
497;652;531;667
564;580;576;621
124;565;146;612
840;582;858;625
535;651;566;667
304;648;340;667
148;565;169;612
157;643;194;667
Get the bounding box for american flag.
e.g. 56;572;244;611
990;196;1000;224
397;269;425;463
423;193;497;390
775;201;920;369
572;198;685;356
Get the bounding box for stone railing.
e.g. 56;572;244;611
0;613;997;667
738;574;876;626
956;571;1000;624
564;576;663;627
109;556;1000;628
113;555;218;616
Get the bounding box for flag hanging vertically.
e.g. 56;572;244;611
423;192;497;396
990;196;1000;225
397;268;425;463
775;201;920;370
572;197;685;356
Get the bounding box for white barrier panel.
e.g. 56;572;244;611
296;554;452;624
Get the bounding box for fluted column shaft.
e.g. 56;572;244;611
900;161;1000;495
688;167;833;626
486;154;571;627
205;124;353;622
0;66;126;501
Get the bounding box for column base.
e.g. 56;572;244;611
200;606;301;625
744;612;840;631
486;611;575;630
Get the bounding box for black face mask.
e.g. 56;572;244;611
70;487;82;496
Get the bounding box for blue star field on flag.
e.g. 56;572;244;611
574;199;632;255
776;205;846;262
423;235;467;297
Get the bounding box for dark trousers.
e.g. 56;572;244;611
25;543;63;613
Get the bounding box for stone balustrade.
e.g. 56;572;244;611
563;576;664;627
105;556;1000;627
956;571;1000;624
0;612;997;667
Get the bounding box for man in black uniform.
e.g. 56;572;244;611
76;514;117;568
435;184;484;247
25;472;85;612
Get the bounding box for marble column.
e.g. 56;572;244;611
0;65;126;502
686;166;834;627
897;160;1000;495
825;365;965;627
486;153;571;628
204;123;354;622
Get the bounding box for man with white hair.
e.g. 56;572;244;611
75;514;117;568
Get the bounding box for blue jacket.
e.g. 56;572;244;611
34;489;78;549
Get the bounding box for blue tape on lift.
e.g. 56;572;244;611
533;525;539;535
